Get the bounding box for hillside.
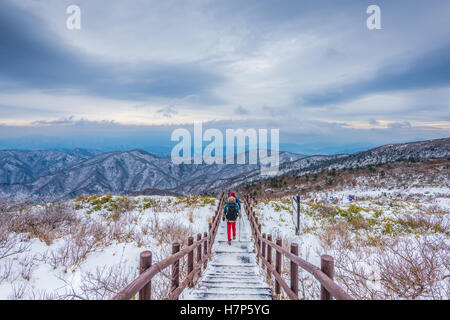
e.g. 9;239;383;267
210;138;450;193
0;150;303;202
239;158;450;200
0;149;101;184
0;138;448;202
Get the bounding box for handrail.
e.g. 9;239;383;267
113;192;226;300
243;195;354;300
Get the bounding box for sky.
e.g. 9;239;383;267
0;0;449;155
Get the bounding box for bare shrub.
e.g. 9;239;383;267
0;260;14;283
376;237;449;299
297;269;320;300
69;220;108;247
147;250;182;300
0;219;30;260
318;222;353;251
48;228;103;272
77;262;138;299
333;245;385;300
105;210;141;244
150;216;193;247
9;202;79;244
11;282;27;300
397;214;448;234
18;255;38;281
27;288;60;300
332;236;449;300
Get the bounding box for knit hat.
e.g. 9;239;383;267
230;192;236;197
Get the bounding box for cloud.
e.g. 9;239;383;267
0;118;446;155
235;106;249;115
388;121;412;129
298;43;450;107
0;1;225;102
156;106;178;118
0;0;449;153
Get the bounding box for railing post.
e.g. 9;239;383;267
208;222;212;253
211;215;215;242
258;224;262;253
197;233;202;268
290;243;299;298
171;242;180;298
267;234;273;282
138;251;152;300
321;255;334;300
262;233;266;268
187;237;194;288
255;216;259;244
203;232;208;267
275;238;282;296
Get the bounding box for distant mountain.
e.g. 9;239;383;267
201;137;450;193
0;149;102;184
0;138;448;201
0;150;304;201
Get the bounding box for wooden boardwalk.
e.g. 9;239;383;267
181;206;272;300
114;194;353;301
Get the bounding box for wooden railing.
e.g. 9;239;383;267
243;195;354;300
113;192;226;300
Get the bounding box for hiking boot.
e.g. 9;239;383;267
233;236;236;240
228;240;231;245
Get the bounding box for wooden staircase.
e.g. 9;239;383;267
181;206;272;300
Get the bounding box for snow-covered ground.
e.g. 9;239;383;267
1;187;448;300
0;195;218;299
253;186;449;299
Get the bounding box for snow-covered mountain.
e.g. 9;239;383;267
0;149;102;184
0;138;448;201
0;149;304;201
203;137;450;193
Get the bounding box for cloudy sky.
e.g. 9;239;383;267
0;0;449;154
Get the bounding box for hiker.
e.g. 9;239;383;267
223;193;240;245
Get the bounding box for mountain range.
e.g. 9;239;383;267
0;138;448;201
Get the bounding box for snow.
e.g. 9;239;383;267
1;184;448;300
253;185;449;299
0;195;218;299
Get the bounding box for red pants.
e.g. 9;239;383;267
226;221;236;241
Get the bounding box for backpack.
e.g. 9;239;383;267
225;203;238;221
